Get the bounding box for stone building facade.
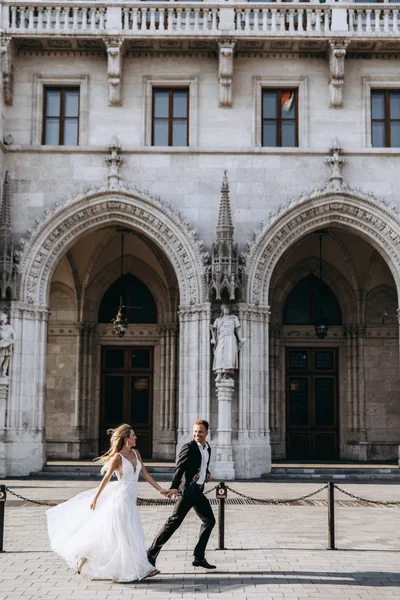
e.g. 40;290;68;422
1;0;400;478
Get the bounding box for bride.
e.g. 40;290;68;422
46;423;167;582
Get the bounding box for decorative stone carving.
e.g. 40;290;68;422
104;38;124;106
105;137;124;190
207;171;242;301
0;172;18;300
0;36;14;106
242;147;400;307
325;139;345;191
0;311;15;378
210;304;245;382
329;40;349;108
17;186;208;307
213;377;235;480
218;40;235;108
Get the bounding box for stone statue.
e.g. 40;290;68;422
210;304;245;382
0;311;15;378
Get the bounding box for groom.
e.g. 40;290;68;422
147;419;216;569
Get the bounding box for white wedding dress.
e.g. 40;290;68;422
46;451;156;582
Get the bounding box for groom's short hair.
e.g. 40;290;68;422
194;419;209;431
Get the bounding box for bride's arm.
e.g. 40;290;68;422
90;454;121;510
136;451;167;495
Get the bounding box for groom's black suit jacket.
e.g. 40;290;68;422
170;440;211;493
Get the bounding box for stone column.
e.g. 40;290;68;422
6;301;48;476
213;378;235;480
158;324;178;456
0;378;8;477
177;303;211;449
235;304;271;478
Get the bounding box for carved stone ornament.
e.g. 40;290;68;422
329;40;349;109
325;138;345;191
242;150;400;307
104;38;124;106
0;36;14;106
218;40;235;108
16;185;208;307
105;137;124;190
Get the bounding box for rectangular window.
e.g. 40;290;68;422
371;89;400;148
262;88;298;147
152;88;189;147
43;87;80;145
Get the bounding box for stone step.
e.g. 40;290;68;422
31;460;175;479
262;465;400;482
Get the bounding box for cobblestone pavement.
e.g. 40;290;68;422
1;479;400;600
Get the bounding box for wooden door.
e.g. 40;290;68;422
286;348;339;460
100;347;153;457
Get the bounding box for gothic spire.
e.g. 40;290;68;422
217;170;234;238
207;171;241;302
0;172;17;300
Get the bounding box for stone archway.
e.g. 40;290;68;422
7;185;210;475
234;185;400;476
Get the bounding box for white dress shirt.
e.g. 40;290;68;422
196;441;209;485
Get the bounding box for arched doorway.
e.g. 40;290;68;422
8;188;209;475
283;274;342;459
239;190;400;474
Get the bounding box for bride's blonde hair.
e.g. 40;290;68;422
94;423;132;474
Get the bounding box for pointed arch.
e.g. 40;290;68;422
17;187;207;307
244;189;400;306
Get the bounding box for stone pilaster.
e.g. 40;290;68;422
213;378;235;480
6;301;48;476
0;378;8;477
328;40;349;109
104;38;124;107
177;303;211;450
218;40;235;108
235;304;271;478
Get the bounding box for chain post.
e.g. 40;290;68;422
0;485;6;552
327;481;336;550
216;482;227;550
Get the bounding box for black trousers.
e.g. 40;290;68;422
148;485;216;560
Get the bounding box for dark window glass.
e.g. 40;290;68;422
98;273;157;324
315;351;334;371
289;378;308;426
262;89;298;147
371;90;400;148
289;350;308;370
104;376;124;423
43;87;79;146
315;378;335;426
283;275;342;326
131;349;151;369
131;376;150;424
152;88;189;147
104;348;125;369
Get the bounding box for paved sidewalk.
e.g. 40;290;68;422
1;479;400;600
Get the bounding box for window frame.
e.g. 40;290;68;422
363;77;400;148
32;74;89;146
151;87;190;147
261;88;299;148
253;76;308;148
42;86;80;146
143;75;198;147
371;89;400;148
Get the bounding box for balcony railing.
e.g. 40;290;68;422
2;0;400;37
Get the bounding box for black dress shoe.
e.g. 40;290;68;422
147;553;156;567
192;558;216;569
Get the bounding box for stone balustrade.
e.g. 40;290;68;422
2;0;400;37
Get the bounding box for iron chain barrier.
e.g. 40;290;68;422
1;481;400;553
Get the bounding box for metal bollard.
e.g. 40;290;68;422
216;482;227;550
327;481;336;550
0;485;6;553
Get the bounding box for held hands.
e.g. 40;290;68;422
166;489;179;500
159;489;169;496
